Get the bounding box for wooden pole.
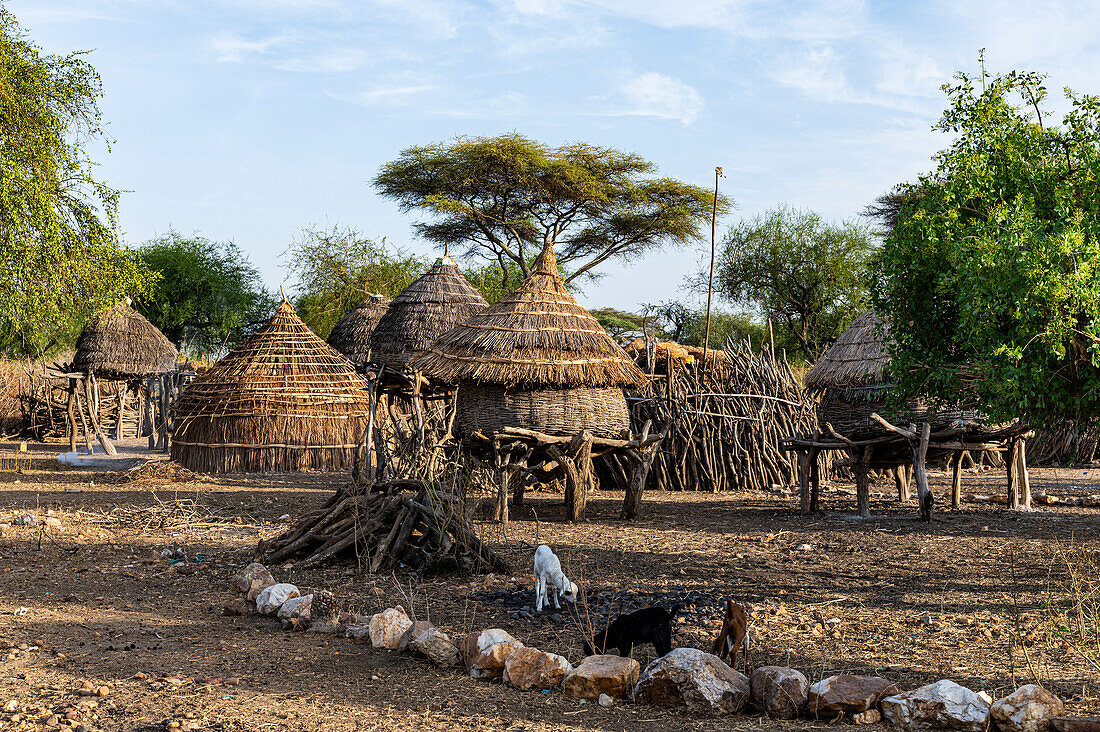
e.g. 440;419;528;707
894;465;911;503
84;375;116;456
145;380;155;449
855;446;872;518
1016;438;1031;511
1007;438;1020;510
115;386;126;440
158;374;169;451
701;166;724;371
66;379;77;453
809;449;821;514
912;423;932;521
950;451;965;510
797;450;812;515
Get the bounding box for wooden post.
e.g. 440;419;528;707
951;451;965;510
495;468;510;524
894;465;911;503
157;375;169;451
114;386;126;440
145;381;155;449
84;375;116;456
855;446;872;518
75;386;94;453
911;423;932;521
555;430;593;523
1006;438;1020;510
809;449;821;514
1016;438;1031;511
797;450;812;515
66;380;77;453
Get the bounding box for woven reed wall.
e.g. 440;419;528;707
455;385;630;438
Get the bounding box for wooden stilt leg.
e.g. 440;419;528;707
798;450;812;515
911;423;932;521
895;465;911;503
855;446;872;518
1017;439;1031;511
809;449;821;514
85;375;116;456
66;380;77;453
951;451;965;510
1007;439;1020;510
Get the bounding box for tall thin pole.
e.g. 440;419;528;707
702;166;724;371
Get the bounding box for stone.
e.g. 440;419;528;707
255;583;299;615
991;685;1065;732
277;594;313;620
397;621;434;652
750;666;809;719
462;629;523;679
247;576;278;602
1053;717;1100;732
232;563;275;594
563;655;640;701
345;623;371;642
853;709;882;724
598;693;615;707
881;680;990;732
410;627;460;667
368;606;413;649
807;674;898;716
307;618;342;635
12;513;36;526
633;648;749;715
44;516;62;529
222;598;252;617
503;647;573;691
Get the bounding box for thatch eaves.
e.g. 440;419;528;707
803;310;891;393
413;244;648;389
326;294;390;368
368;258;488;371
72;302;178;380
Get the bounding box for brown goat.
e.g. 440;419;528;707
711;599;751;670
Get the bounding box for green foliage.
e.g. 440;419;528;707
134;231;276;358
374;133;725;282
461;257;536;304
284;226;428;338
590;308;646;340
704;206;874;361
642;300;769;351
872;60;1100;424
0;10;151;357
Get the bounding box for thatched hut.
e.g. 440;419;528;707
171;301;371;473
72;302;178;380
326;294;390;370
803;310;980;439
369;258;487;373
414;243;648;439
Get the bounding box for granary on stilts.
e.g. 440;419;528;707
785;310;1033;519
63;300;179;455
414;242;662;522
170;300;371;473
326;294;390;371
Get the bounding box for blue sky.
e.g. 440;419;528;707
9;0;1100;311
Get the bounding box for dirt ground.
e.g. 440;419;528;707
1;440;1099;731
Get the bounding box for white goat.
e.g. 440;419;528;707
533;544;579;611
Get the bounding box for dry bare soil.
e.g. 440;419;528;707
1;440;1099;731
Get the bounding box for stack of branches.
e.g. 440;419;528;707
602;338;818;493
20;372;139;440
1030;420;1100;466
258;478;509;574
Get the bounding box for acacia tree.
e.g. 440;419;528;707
873;64;1100;425
704;206;874;361
0;10;149;355
135;232;276;357
374;134;723;282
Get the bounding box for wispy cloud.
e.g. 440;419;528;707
209;32;289;63
620;72;705;125
274;48;369;73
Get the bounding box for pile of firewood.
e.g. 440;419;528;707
257;478;509;574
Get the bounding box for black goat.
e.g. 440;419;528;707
583;605;681;658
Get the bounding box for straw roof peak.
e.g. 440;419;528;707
803;310;891;393
72;301;178;380
413;242;647;389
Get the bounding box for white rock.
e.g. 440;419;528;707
232;563;275;594
369;606;412;649
990;684;1065;732
598;693;615;707
278;594;313;620
882;680;990;732
633;647;750;715
255;583;300;615
463;629;524;679
12;513;36;526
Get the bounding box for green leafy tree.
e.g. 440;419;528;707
462;257;536;304
0;10;151;357
284;226;427;337
642;300;768;350
591;308;646;341
872;62;1100;424
374;133;724;282
134;232;276;357
703;206;874;361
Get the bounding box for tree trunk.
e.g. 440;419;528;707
911;423;932;521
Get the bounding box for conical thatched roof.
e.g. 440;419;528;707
369;257;488;371
326;294;390;369
72;302;178;379
803;311;891;393
171;300;371;473
414;244;647;389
